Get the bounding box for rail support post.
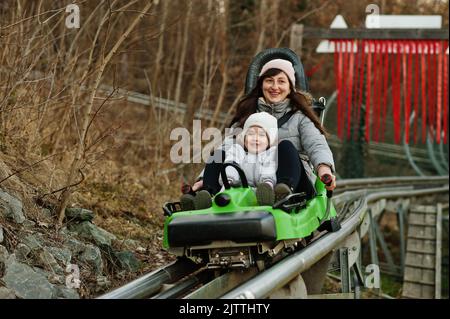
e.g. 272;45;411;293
339;247;351;293
368;209;380;267
397;203;406;275
302;251;334;295
268;274;307;299
373;214;397;274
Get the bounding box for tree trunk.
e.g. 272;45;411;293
152;0;169;90
255;0;269;54
174;0;192;111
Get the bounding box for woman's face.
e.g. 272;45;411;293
245;126;269;154
262;71;291;104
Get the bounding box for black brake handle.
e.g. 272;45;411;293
321;174;333;198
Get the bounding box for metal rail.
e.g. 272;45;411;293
335;175;448;193
404;112;425;176
221;185;448;299
99;85;230;125
328;136;434;167
97;258;200;299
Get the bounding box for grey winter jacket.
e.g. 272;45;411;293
256;98;335;187
197;98;335;187
220;143;278;187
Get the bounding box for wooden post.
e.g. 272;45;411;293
435;203;442;299
290;23;304;58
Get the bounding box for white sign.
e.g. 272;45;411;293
366;15;442;29
316;15;348;53
316;10;443;54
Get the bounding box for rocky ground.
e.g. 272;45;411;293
0;187;175;299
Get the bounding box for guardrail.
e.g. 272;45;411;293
221;184;448;298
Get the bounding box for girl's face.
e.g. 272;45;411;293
245;126;269;154
262;71;291;104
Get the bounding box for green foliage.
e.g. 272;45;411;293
296;1;307;11
380;274;403;298
238;0;256;11
340;107;366;178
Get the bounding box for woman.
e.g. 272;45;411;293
185;58;336;210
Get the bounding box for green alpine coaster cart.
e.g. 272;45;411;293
162;162;341;270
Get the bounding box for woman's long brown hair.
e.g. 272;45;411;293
230;68;327;136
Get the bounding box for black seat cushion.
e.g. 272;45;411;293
168;211;277;247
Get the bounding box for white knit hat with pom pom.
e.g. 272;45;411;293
238;112;278;148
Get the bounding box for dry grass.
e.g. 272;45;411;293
1;89;190;231
0;93;185;296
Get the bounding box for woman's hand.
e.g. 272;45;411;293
317;165;336;191
192;179;203;192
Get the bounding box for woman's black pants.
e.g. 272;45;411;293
201;140;316;199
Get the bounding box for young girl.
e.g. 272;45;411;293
181;112;279;210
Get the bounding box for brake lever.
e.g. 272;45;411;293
162;202;182;217
273;192;307;212
320;174;333;198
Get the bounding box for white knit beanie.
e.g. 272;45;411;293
238;112;278;148
259;59;296;87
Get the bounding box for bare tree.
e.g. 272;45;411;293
210;0;229;127
56;1;153;227
174;0;192;111
255;0;269;54
152;0;169;89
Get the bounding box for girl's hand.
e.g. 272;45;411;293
192;179;203;192
317;165;336;191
